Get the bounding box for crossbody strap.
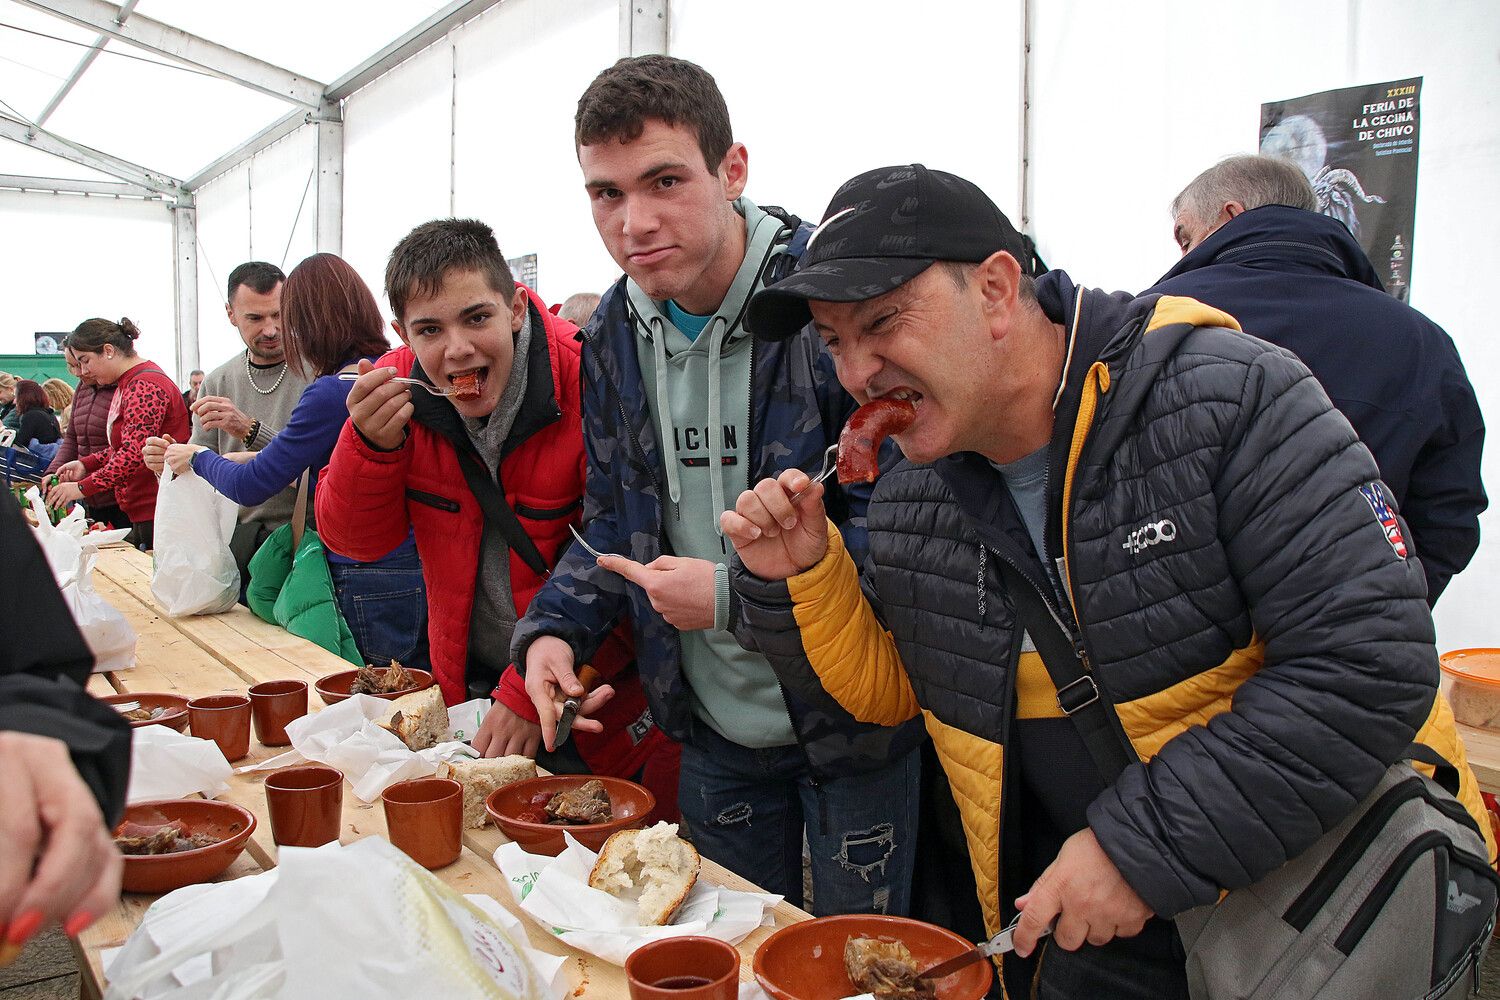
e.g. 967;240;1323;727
995;557;1137;783
998;557;1459;798
290;469;310;549
451;446;548;578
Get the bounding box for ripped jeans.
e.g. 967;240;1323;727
677;724;920;916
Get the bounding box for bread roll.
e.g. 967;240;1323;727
375;685;449;751
587;822;699;926
437;756;538;828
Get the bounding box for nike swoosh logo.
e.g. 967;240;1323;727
807;206;858;251
876;169;917;189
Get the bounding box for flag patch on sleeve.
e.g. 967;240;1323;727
1358;482;1408;559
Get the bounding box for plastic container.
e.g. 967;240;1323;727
1439;649;1500;731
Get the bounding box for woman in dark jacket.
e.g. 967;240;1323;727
43;348;127;529
0;494;129;959
14;380;61;454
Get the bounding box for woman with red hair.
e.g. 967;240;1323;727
142;254;427;668
14;379;61;454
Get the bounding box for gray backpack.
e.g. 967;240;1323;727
1173;758;1497;999
1002;563;1500;1000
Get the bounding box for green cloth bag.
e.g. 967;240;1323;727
246;521;361;666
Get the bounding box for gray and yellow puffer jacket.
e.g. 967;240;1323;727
734;271;1493;944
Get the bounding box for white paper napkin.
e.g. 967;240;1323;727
495;834;782;966
126;725;233;803
238;694;492;802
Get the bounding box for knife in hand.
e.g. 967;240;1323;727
916;913;1052;981
553;664;601;748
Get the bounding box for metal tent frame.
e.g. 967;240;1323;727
0;0;669;378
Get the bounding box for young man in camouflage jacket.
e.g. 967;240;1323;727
512;56;924;916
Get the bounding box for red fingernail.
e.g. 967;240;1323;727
5;911;42;946
63;912;95;938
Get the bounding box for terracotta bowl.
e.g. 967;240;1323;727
115;799;257;894
485;774;654;856
754;913;993;1000
314;667;434;706
100;692;189;732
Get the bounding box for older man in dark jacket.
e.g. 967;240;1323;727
724;164;1487;998
1152;154;1485;604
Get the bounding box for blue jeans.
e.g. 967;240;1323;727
328;540;430;672
677;724;921;916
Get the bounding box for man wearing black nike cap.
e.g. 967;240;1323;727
725;165;1456;996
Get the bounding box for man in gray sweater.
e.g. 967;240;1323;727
189;261;312;577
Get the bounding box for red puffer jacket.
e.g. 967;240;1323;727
78;361;189;523
317;292;674;794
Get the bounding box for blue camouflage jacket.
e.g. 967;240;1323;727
513;217;926;779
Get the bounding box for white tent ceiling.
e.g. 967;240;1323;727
0;0;450;184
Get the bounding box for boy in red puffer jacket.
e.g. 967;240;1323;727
317;219;677;819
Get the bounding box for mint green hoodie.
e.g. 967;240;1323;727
629;198;796;748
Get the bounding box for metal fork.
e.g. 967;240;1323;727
788;444;839;504
335;372;456;396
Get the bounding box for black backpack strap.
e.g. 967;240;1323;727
451;446;549;579
995;558;1137;784
1407;741;1462;796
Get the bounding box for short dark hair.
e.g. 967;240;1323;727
575;55;733;172
227;261;285;304
385;219;516;324
14;379;47;414
280;254;390;378
68;317;141;358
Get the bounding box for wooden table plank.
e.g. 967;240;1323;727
93;548;346;688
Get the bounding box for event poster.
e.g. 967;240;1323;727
507;253;538;291
1260;77;1421;300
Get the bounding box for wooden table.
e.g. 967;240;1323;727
78;546;808;998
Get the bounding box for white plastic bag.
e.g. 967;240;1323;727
102;837;567;1000
150;466;240;616
27;489;136;672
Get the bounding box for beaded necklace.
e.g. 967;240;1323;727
245;350;288;395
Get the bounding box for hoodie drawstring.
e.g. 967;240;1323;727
650;315;682;511
706;315;729;537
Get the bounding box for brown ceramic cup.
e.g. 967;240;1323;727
625;936;740;1000
187;694;252;762
248;679;308;747
381;777;462;869
264;764;344;848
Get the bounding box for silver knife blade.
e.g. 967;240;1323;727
917;914;1048;981
554;697;581;747
568;523;607;560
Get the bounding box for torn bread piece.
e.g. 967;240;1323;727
587;821;700;926
437;755;538;828
375;685;449;751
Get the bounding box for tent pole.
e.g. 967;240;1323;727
172;197;199;382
